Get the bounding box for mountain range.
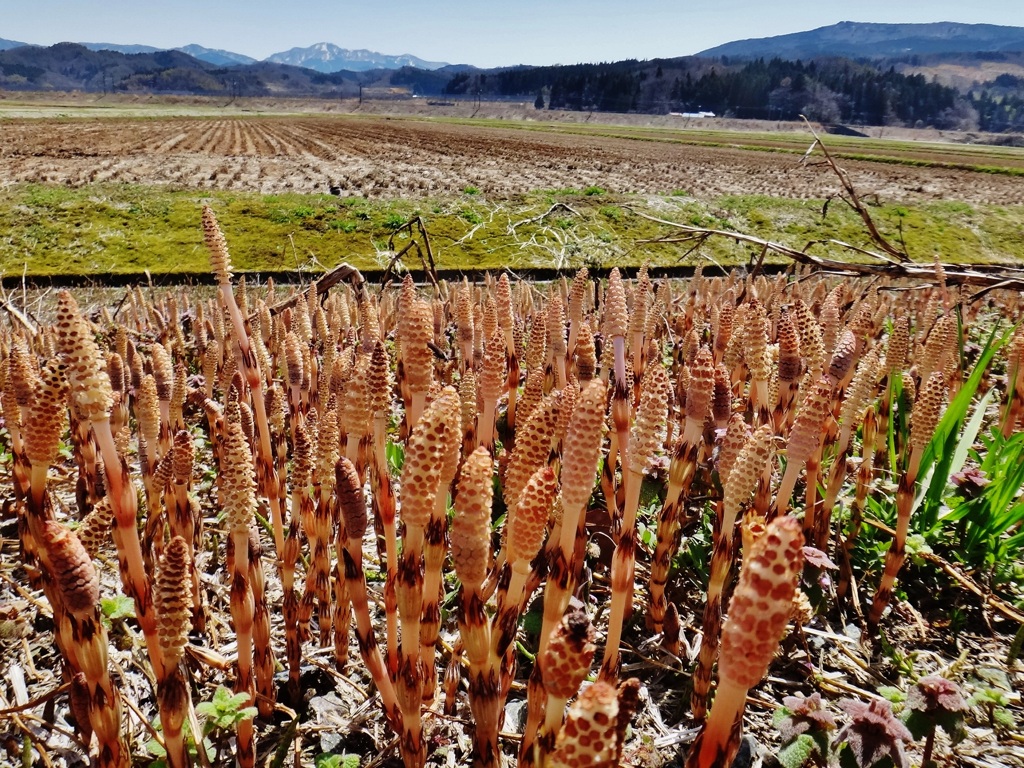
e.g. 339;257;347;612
2;23;1024;130
698;21;1024;60
265;43;446;72
0;39;448;72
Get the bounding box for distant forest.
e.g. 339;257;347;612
2;43;1023;131
444;57;1024;132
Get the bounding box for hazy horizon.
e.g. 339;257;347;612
5;1;1024;68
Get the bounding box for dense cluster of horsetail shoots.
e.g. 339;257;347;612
1;207;1020;768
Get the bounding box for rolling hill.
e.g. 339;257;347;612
698;21;1024;60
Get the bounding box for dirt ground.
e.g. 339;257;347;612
2;106;1023;205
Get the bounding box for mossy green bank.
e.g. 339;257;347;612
2;183;1022;279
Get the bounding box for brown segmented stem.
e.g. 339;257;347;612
302;402;339;646
335;456;403;730
452;446;502;766
687;516;803;768
692;423;775;718
869;371;946;630
819;347;882;549
203;207;286;562
419;386;461;702
837;404;877;604
248;526;276;718
648;347;713;632
601;363;669;681
397;396;450;768
1002;324;1024;437
38;519;128;768
220;409;258;768
366;339;401;677
55;291;166;682
523;379;606;766
168;429;202;632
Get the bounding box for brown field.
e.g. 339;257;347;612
3;113;1024;204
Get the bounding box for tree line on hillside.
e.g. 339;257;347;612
445;57;1024;131
3;43;1024;131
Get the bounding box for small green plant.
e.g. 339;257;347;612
966;669;1017;732
774;693;836;768
386;441;405;475
459;208;483;225
382;213;406;231
331;220;357;233
100;595;136;629
904;676;966;768
175;686;259;767
196;685;258;731
599;205;623;222
315;753;362;768
462;185;480;196
583;185;606;196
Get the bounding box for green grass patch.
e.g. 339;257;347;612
1;183;1021;278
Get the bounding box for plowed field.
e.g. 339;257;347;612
3;115;1023;204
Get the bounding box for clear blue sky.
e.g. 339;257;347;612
4;0;1024;68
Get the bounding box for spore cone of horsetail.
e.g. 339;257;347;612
686;516;803;768
202;204;232;283
154;536;193;768
547;679;618;768
775;375;832;517
39;520;127;768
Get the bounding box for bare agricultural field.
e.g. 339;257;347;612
3;113;1024;205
